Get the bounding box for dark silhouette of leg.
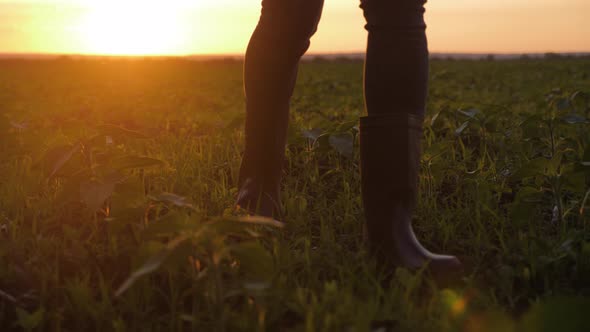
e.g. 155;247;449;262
237;0;324;218
359;0;463;280
361;0;429;117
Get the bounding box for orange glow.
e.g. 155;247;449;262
79;2;188;55
452;298;467;316
441;289;469;318
0;0;588;55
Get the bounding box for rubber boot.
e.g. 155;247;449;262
360;113;462;279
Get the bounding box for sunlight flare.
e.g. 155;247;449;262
79;2;190;55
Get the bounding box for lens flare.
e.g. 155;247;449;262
79;2;188;55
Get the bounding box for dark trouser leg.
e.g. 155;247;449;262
237;0;324;218
359;0;462;280
361;0;429;117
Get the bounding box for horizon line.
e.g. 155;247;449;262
1;51;589;60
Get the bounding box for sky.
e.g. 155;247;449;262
0;0;588;56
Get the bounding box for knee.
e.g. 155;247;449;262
360;0;427;31
257;0;324;55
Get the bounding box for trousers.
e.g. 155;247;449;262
239;0;429;191
245;0;429;118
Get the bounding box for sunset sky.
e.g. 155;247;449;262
0;0;588;56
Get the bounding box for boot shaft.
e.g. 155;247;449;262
359;114;423;208
359;113;423;253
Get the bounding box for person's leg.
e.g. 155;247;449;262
361;0;428;117
359;0;462;278
237;0;324;218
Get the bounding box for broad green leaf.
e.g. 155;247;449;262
243;282;270;292
55;172;91;204
561;171;585;193
85;134;112;148
142;211;200;239
10;121;27;130
232;215;285;228
231;241;274;281
561;113;587;124
15;307;45;331
296;196;308;212
108;177;145;217
115;234;189;297
0;289;18;305
315;133;332;152
115;250;168;297
44;143;82;178
206;216;284;238
329;133;353;158
103;171;128;185
458;108;480;119
423;141;448;161
508;203;531;225
511;158;549;180
510;187;543;225
429;111;441;126
335;120;358;133
547;152;563;176
97;124;148;139
454;121;470;136
80;179;115;212
110;156;164;170
521;114;545;138
570;90;589;112
554;97;570;111
520;297;590;332
206;219;251;237
478;311;516;332
65;278;94;316
515;186;544;203
302;128;323;142
150;192;195;209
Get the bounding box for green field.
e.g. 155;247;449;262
1;57;589;331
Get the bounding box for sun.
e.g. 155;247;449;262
80;2;188;56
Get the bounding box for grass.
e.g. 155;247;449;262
0;56;589;331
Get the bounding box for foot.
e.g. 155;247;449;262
393;204;463;281
370;204;463;283
235;178;282;220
